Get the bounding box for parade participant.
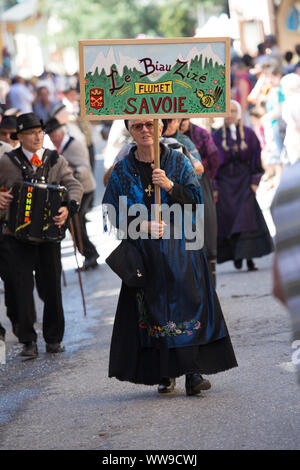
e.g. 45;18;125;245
0;189;19;341
103;119;132;170
0;112;83;357
0;115;19;156
102;118;237;395
49;102;96;204
280;73;300;165
0;137;12;157
0;115;20;337
50;103;86;146
45;117;99;271
231;57;254;126
295;44;300;74
62;87;96;173
103;120;203;187
271;155;300;385
112;119;202;173
33;86;59;123
163;118;203;166
283;51;295;75
260;66;285;183
212;100;273;271
179;118;219;287
6;76;34;114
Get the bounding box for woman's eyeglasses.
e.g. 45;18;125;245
130;122;154;131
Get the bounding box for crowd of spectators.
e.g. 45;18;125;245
229;37;300;185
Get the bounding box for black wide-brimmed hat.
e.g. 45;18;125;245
124;119;168;134
0;115;17;130
44;117;64;134
11;112;44;140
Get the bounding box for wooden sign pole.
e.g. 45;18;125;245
153;119;161;223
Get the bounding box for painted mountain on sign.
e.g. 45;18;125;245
179;44;224;66
89;46;144;76
88;44;224;82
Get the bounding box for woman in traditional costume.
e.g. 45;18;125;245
179;118;219;287
212;100;273;271
102;118;237;396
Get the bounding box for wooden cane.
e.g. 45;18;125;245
69;217;87;317
153;119;161;223
73;212;84;255
62;269;67;287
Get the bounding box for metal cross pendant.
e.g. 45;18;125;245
145;184;154;197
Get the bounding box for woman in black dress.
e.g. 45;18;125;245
103;118;237;396
212;100;273;271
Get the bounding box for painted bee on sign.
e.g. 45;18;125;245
195;86;223;108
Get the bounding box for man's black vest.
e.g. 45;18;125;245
6;147;60;182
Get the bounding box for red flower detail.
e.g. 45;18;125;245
221;70;225;75
208;88;213;93
216;105;221;110
213;80;218;84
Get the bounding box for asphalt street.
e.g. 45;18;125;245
0;130;299;451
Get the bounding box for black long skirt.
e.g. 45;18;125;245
217;199;274;263
109;283;238;386
216;161;273;264
199;172;217;261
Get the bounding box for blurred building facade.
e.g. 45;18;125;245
228;0;300;56
0;0;78;78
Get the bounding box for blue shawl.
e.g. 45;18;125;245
102;144;226;349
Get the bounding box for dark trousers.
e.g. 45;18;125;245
6;236;65;344
75;192;99;261
0;236;20;336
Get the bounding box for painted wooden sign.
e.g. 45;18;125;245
79;37;230;120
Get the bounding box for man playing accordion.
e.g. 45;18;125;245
0;112;83;357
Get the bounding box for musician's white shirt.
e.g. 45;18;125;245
21;147;45;172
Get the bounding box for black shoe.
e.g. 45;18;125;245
81;256;99;271
247;259;258;271
19;341;38;357
157;377;176;394
185;373;211;396
0;327;5;342
46;343;65;353
234;259;242;270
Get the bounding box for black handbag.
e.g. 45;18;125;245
105;239;146;288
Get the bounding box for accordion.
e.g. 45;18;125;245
8;181;68;243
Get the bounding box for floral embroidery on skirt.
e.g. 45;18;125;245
137;290;201;339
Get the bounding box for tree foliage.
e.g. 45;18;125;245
40;0;225;49
3;0;18;8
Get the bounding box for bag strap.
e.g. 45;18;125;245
6;148;33;181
